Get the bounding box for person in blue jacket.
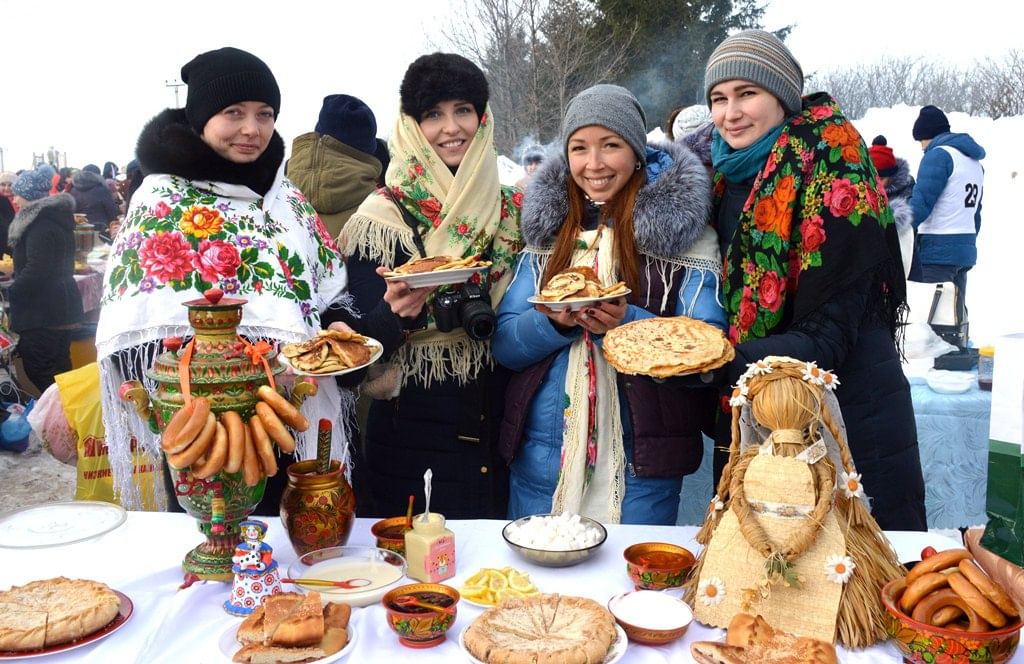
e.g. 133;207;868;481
492;84;724;525
909;105;985;331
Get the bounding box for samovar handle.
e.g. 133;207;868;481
289;378;318;408
119;380;154;425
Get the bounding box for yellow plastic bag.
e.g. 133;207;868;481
54;363;160;509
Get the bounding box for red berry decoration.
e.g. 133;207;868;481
204;287;224;304
920;546;938;559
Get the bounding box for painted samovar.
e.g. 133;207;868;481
121;288;315;583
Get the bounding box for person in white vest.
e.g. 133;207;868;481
909;105;985;329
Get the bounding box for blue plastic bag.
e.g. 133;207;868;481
0;400;34;453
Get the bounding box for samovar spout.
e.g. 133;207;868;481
290;378;318;408
119;380;156;431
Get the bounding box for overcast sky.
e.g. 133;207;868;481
0;0;1017;172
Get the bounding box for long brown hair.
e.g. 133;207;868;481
541;167;645;302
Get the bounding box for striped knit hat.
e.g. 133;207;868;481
704;30;804;116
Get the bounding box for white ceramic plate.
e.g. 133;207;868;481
0;590;133;659
218;622;356;664
0;501;126;549
383;266;489;289
460;591;541;609
527;289;632;312
459;623;626;663
925;369;974;394
277;338;382;377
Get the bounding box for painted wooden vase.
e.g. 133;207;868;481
280;459;356;555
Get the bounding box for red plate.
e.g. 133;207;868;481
0;589;134;659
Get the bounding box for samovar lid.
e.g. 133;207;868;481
183;287;247;308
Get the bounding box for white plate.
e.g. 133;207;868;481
0;501;126;548
459;591;541;609
527;289;632;312
217;622;356;664
925;369;974;394
383;265;489;288
0;590;133;659
277;338;383;377
458;623;626;663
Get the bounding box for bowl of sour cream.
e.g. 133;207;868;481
607;590;693;645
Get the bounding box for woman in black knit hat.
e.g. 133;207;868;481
340;53;523;519
697;30;926;531
96;47;379;513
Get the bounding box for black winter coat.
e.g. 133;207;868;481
8;194;84;333
714;190;927;532
347;247;510;520
70;170;119;230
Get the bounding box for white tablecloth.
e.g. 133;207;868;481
2;513;1020;663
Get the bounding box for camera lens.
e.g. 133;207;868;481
461;300;497;340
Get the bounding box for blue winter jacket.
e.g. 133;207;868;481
909;132;985;267
491;143;725;521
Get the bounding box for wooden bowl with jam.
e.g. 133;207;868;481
623;542;695;591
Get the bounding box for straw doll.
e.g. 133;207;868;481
684;356;903;648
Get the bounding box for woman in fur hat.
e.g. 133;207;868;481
96;47;368;511
8;167;84;392
491;84;724;525
340;53;522;519
702;30;926;530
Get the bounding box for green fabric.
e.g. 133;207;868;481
711;123;785;183
288;132;381;240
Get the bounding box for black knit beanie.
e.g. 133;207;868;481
181;47;281;134
399;53;489;121
912;105;950;141
315;94;377;155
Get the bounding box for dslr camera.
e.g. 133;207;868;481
431;282;497;340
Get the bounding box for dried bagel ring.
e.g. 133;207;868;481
905;549;972;585
911;588;990;632
948;571;1008;628
958;558;1019;618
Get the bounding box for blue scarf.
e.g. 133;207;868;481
711;123;785;183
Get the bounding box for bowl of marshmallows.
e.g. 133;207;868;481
501;513;607;567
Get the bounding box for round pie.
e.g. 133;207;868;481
603;316;735;378
0;577;121;651
464;593;617;663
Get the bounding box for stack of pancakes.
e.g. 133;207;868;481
537;267;627;302
280;330;372;374
603;316;734;378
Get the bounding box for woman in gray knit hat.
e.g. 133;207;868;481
701;29;926;531
492;84;724;524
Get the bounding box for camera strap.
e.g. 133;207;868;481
383;188;428;258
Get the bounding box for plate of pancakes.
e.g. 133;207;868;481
382;255;491;289
278;330;382;376
528;267;630;312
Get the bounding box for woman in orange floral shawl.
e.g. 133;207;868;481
703;30;926;530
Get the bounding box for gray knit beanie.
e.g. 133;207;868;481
704;30;804;116
561;84;648;161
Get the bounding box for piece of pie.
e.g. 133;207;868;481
690;613;838;664
602;315;735;378
0;577;121;651
233;592;352;663
463;593;617;664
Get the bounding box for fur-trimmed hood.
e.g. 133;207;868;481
521;140;711;259
9;193;75;246
136;108;285;196
886;157;915;201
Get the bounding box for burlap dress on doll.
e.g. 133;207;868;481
693;444;844;641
